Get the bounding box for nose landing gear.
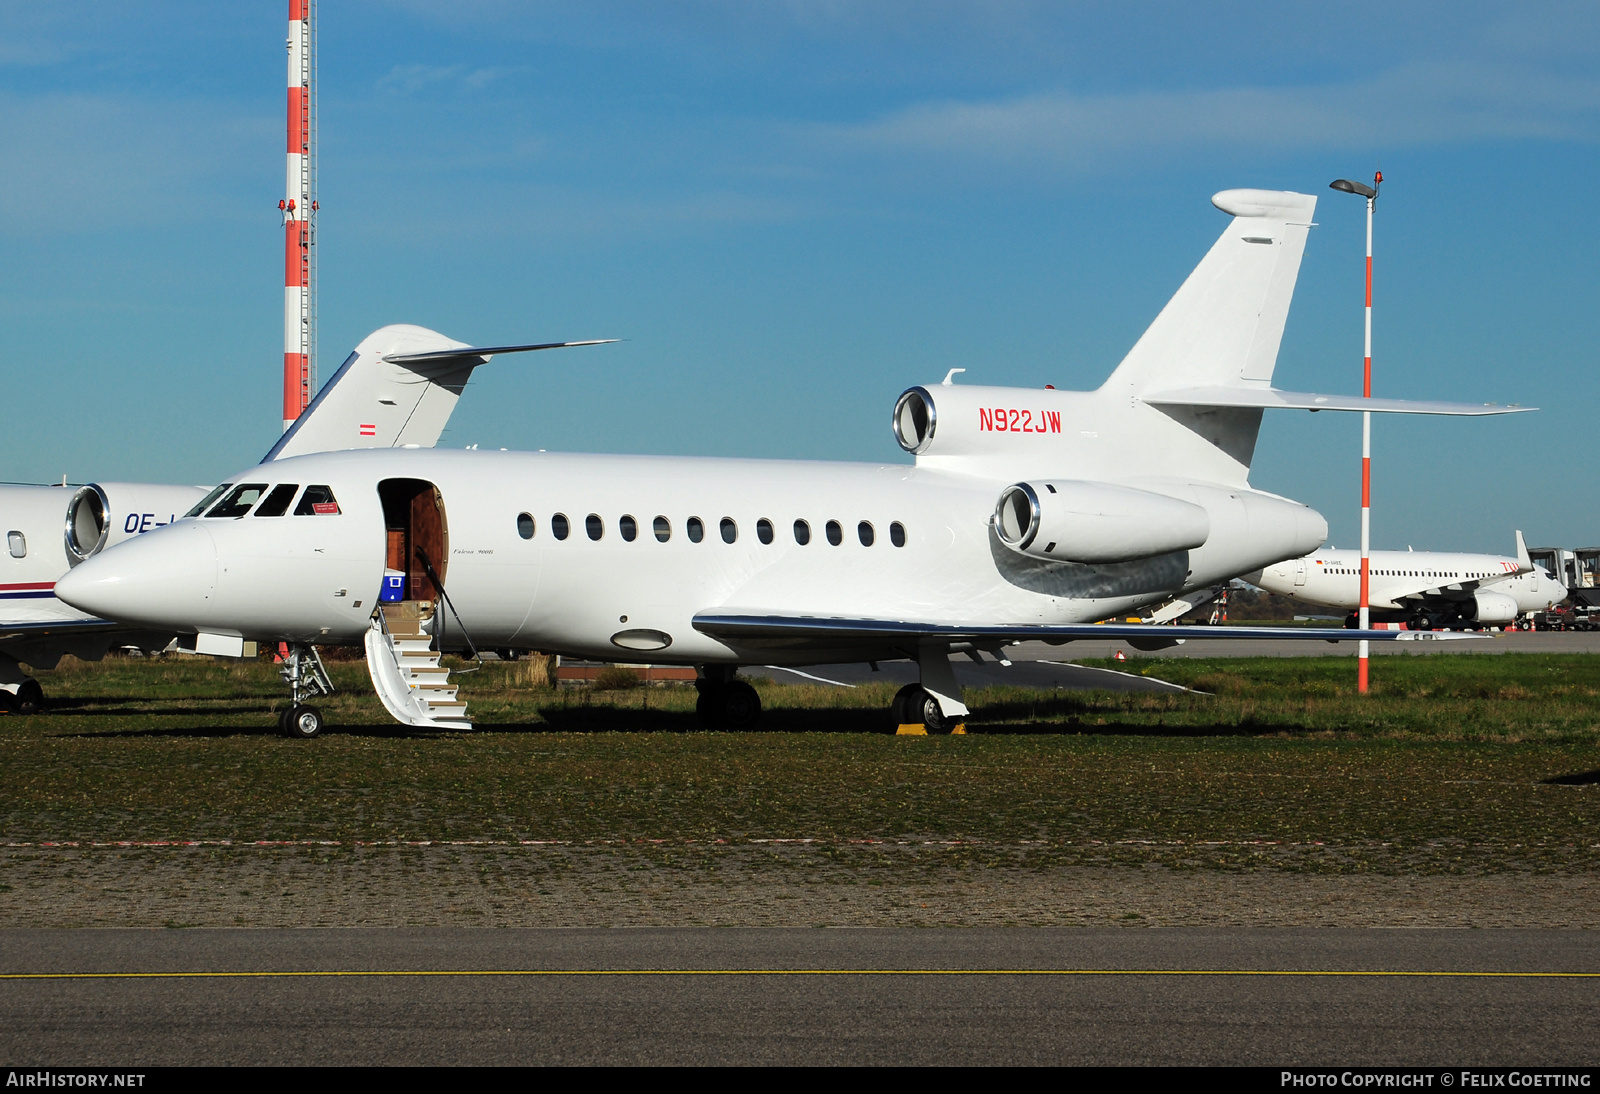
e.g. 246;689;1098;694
277;643;335;738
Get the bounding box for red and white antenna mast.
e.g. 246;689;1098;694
280;0;318;431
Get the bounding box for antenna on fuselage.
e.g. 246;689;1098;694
942;368;966;386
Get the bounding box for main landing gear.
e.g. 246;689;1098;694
0;679;43;715
0;655;43;715
277;643;335;739
695;666;762;730
891;684;960;734
892;642;969;735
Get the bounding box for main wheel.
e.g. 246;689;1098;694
695;680;762;730
0;689;16;715
15;680;43;715
720;680;762;730
282;704;325;739
918;690;955;735
891;683;922;726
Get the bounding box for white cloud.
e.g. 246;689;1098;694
823;61;1600;169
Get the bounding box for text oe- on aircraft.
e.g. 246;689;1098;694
56;189;1532;737
0;325;607;712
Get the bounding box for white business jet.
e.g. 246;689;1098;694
1248;531;1566;630
0;325;608;711
56;189;1531;737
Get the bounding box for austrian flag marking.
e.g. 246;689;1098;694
359;424;376;437
979;407;1062;434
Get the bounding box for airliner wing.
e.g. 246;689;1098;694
1142;387;1533;416
692;612;1403;654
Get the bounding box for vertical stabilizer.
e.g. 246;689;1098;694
1104;189;1316;397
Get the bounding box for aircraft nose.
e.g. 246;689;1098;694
54;522;218;628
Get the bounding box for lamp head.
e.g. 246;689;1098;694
1330;178;1378;199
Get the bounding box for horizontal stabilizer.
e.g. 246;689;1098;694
384;339;618;366
1143;386;1534;416
693;612;1402;653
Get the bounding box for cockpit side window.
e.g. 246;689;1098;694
254;484;300;517
206;484;269;519
294;485;341;516
185;484;232;518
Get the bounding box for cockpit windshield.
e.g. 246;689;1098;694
184;483;232;519
205;483;269;519
294;485;340;516
254;484;300;517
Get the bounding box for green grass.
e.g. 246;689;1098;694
1;653;1597;874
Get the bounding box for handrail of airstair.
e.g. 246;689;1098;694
415;547;484;676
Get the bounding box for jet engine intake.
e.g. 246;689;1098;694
64;482;210;565
1471;589;1519;625
994;480;1211;564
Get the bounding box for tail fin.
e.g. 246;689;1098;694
1103;189;1316;397
261;325;614;462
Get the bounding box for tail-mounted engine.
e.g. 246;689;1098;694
993;480;1211;564
64;482;211;565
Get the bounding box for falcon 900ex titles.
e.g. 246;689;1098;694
55;189;1532;737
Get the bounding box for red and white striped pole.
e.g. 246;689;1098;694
1331;172;1381;693
280;0;315;431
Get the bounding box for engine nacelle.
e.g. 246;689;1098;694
994;480;1211;564
65;482;210;565
1471;589;1519;625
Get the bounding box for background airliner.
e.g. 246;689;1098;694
1249;531;1567;630
56;189;1532;737
0;325;608;712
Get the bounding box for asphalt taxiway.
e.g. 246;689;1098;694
2;928;1595;1066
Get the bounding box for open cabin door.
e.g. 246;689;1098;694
378;478;448;602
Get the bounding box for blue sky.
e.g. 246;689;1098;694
1;1;1595;552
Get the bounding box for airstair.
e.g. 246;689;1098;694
364;602;472;730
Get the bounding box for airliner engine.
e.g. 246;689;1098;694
993;480;1211;564
64;482;209;565
1471;589;1519;625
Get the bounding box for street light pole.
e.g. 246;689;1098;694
1330;172;1382;694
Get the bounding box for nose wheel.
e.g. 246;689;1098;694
279;704;325;739
277;643;335;739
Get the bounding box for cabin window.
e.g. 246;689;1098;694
793;519;811;545
293;485;340;516
185;484;231;518
858;521;875;547
7;531;24;559
586;513;604;541
517;513;535;540
254;484;299;517
208;483;269;519
720;517;738;544
654;516;671;542
757;518;774;544
552;513;570;540
688;517;704;543
825;520;843;546
890;521;906;547
620;515;638;542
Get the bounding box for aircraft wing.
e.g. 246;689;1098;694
692;612;1403;654
1142;387;1533;416
0;617;127;643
